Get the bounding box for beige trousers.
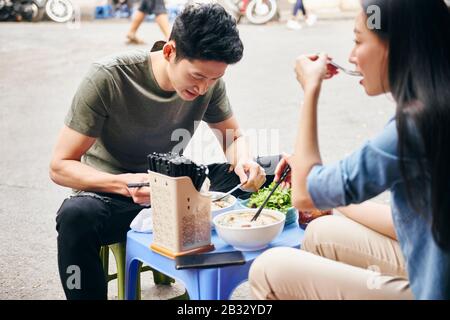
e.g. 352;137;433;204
249;215;414;300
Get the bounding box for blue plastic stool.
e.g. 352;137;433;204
100;242;175;300
95;5;113;19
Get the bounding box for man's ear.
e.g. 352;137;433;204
163;41;176;62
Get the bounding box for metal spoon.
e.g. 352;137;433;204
251;165;291;222
212;183;244;202
329;61;362;77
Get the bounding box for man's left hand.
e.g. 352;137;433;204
234;160;266;192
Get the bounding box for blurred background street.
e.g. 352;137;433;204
0;0;395;299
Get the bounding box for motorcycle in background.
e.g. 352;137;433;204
224;0;278;25
0;0;74;22
0;0;44;22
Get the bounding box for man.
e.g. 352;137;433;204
126;0;171;44
50;3;278;299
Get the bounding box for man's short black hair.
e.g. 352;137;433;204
169;3;244;64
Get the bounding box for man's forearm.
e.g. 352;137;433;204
50;160;128;195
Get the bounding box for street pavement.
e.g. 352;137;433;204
0;18;394;299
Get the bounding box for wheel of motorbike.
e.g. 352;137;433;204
245;0;278;25
30;2;45;22
0;0;11;21
45;0;73;23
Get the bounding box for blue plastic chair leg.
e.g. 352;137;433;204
125;258;141;300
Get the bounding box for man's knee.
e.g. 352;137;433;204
56;196;107;242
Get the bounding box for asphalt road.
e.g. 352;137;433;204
0;19;394;299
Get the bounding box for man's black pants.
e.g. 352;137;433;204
56;156;280;299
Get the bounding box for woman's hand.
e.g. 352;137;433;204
295;53;337;92
274;153;293;189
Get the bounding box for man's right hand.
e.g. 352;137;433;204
120;173;151;206
50;126;152;205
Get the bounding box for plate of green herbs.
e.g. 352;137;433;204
247;182;291;213
241;182;298;226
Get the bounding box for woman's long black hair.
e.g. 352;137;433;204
362;0;450;251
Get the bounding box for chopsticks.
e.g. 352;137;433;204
127;152;208;191
127;182;150;188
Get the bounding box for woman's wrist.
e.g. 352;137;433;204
303;83;322;97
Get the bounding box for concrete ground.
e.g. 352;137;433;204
0;18;393;300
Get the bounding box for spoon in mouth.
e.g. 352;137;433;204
329;61;362;77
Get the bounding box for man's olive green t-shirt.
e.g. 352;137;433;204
65;50;233;174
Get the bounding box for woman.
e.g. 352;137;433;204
249;0;450;300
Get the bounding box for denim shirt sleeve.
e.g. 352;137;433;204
307;119;409;210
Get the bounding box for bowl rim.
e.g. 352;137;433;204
209;191;237;209
212;208;286;230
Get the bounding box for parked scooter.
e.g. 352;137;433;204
0;0;44;22
224;0;279;25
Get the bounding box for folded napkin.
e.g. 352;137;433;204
130;208;153;233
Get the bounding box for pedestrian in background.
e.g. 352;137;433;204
126;0;171;44
287;0;317;30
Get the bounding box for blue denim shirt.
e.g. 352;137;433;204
307;118;450;299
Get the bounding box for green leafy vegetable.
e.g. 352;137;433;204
247;182;292;214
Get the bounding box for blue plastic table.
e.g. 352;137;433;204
125;222;304;300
